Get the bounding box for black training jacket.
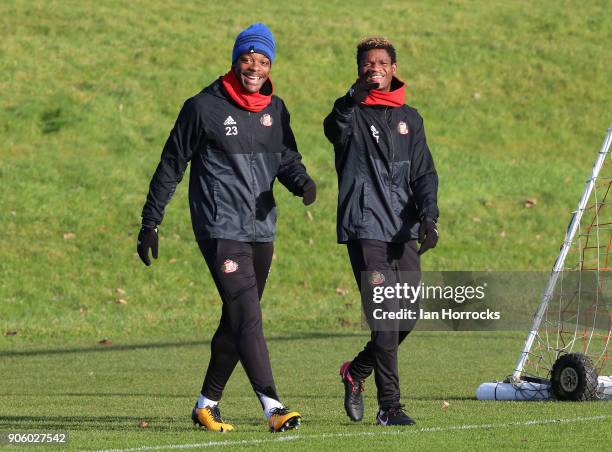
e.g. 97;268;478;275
142;78;309;242
323;90;439;244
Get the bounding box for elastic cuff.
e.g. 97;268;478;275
142;218;158;228
380;402;402;410
420;214;437;223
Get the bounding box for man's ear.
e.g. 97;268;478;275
391;63;397;76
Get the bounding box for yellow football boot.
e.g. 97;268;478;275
191;404;235;432
268;407;301;432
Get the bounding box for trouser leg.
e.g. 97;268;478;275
349;330;412;384
199;239;277;401
347;240;420;408
201;304;237;400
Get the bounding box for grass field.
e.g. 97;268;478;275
3;333;611;450
2;0;612;450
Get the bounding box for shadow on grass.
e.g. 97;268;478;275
0;415;293;432
0;415;192;432
0;393;476;402
0;393;193;398
283;395;476;401
0;332;367;358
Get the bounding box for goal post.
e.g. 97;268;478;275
477;124;612;401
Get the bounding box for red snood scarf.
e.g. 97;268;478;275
221;70;273;112
361;77;406;107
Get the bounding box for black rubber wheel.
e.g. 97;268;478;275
550;353;599;401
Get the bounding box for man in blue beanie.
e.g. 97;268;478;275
137;22;315;433
232;23;276;68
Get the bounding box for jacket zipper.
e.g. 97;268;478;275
384;107;396;211
248;111;257;238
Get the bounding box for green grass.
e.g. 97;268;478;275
1;0;612;449
2;0;612;339
1;333;610;450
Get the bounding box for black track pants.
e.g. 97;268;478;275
346;239;420;409
198;239;278;401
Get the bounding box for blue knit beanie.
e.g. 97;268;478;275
232;23;276;64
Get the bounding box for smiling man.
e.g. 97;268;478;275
324;37;439;426
137;23;316;433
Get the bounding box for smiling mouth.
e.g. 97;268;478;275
243;73;263;83
367;74;384;82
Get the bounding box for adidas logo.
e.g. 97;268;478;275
224;116;237;126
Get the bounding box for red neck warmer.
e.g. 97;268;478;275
362;77;406;107
221;70;273;112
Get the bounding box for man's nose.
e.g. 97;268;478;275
248;60;263;72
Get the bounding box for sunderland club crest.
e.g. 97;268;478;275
260;113;273;127
369;271;386;285
398;121;409;135
222;259;239;273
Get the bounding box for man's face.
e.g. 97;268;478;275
358;49;397;92
233;52;271;93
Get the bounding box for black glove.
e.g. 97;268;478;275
137;225;158;266
349;74;379;105
418;217;438;255
296;176;317;206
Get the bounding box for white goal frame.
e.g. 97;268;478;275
478;124;612;401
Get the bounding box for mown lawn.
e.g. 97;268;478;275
1;1;611;449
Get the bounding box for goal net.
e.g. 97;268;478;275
477;125;612;401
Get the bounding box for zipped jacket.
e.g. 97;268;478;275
142;78;309;242
324;93;439;244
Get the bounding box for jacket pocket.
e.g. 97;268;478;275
212;182;220;221
345;181;370;231
255;190;275;222
360;182;370;225
391;161;411;216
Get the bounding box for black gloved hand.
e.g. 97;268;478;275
418;217;438;255
296;176;317;206
137;225;158;266
349;74;379;105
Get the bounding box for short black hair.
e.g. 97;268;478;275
356;37;397;67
